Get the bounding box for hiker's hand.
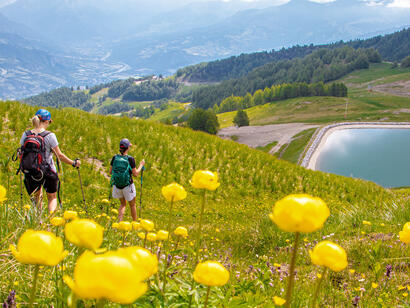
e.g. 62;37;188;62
139;159;145;167
72;159;81;168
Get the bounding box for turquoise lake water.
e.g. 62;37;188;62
316;129;410;188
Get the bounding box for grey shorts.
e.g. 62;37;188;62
112;183;136;202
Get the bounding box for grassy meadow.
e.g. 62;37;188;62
0;101;408;307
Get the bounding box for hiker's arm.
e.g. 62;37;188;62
109;166;112;175
52;146;81;168
132;160;145;177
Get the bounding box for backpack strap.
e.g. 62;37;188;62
25;130;32;137
39;130;51;138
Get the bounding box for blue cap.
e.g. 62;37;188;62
120;138;132;149
35;109;51;121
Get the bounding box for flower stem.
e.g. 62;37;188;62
285;232;300;308
122;231;126;247
204;286;211;308
96;299;106;308
28;265;40;308
312;267;328;308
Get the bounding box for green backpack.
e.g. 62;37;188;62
110;155;132;188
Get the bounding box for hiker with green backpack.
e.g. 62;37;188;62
110;138;145;221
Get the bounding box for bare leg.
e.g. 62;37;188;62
118;198;127;221
32;188;42;211
129;198;137;221
47;192;57;213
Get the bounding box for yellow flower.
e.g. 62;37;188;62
111;208;119;215
0;185;7;203
273;263;281;268
157;230;169;241
399;222;410;244
174;226;188;238
269;194;329;233
161;183;187;202
101;199;110;205
137;232;146;239
380;223;385;227
193;261;229;286
118;221;132;232
317;273;322;279
65;219;104;250
132;222;141;231
273;296;286;306
63;250;147;304
190;170;220;191
23;204;31;210
146;232;157;242
63;210;78;220
362;220;371;226
10;230;67;266
309;241;347;272
403;293;408;297
349;269;356;274
140;219;154;232
120;246;158;280
112;222;119;229
50;217;65;227
372;283;378;289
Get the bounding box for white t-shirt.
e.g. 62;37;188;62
20;130;59;173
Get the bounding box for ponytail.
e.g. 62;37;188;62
31;115;40;129
119;148;126;155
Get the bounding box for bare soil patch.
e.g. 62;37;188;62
372;80;410;97
86;157;110;180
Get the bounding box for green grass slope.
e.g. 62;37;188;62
0;101;408;306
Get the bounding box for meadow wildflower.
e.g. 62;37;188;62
132;221;141;231
24;204;31;210
10;230;67;266
157;230;169;241
269;194;329;233
161;183;187;202
101;199;110;205
118;221;132;232
63;210;78;220
309;241;348;272
141;219;155;232
112;222;119;229
273;296;286;306
190;170;220;191
146;232;157;242
174;226;188;238
120;246;158;280
50;217;65;227
0;185;7;203
65;219;104;250
193;261;229;286
63;250;148;304
362;221;371;226
398;222;410;244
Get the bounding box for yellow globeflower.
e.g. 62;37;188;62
10;230;67;266
0;185;7;203
63;250;147;304
157;230;169;241
140;219;154;232
146;232;157;242
132;221;141;231
190;170;220;191
120;246;158;280
137;232;146;239
23;204;31;210
118;221;132;232
111;208;119;215
101;199;110;205
51;217;65;227
174;226;188;238
161;183;187;202
399;222;410;244
309;241;348;272
112;222;119;229
193;261;229;286
63;210;78;220
273;296;286;306
269;194;329;233
65;219;104;250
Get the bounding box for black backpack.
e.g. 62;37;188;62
18;130;51;181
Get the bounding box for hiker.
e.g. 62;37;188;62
110;138;145;221
19;109;81;213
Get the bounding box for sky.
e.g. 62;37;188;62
0;0;409;8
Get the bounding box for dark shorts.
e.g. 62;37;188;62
24;170;59;195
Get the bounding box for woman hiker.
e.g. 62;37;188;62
110;138;145;221
19;109;81;213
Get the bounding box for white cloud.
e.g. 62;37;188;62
386;0;410;7
309;0;336;3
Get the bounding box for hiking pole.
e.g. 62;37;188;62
74;159;87;213
12;149;23;209
138;166;145;219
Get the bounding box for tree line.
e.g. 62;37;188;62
192;47;379;110
215;82;347;113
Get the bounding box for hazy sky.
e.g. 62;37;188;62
0;0;409;8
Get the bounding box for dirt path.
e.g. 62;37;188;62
86;157;110;180
218;123;319;153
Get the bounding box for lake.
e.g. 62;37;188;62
315;128;410;188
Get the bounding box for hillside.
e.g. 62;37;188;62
0;101;409;306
